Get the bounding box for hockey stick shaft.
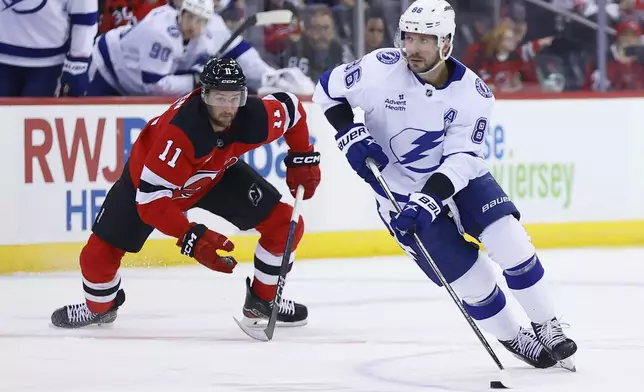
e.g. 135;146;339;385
366;159;506;371
214;10;293;59
263;185;305;340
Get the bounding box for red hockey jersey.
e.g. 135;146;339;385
100;0;166;34
126;90;311;239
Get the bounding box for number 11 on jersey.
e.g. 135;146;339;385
159;140;182;168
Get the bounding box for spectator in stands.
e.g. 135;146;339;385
615;0;644;25
463;18;514;74
364;10;387;53
586;20;644;90
279;5;353;82
588;21;644;91
220;0;247;31
333;0;355;44
477;24;554;93
263;0;304;55
100;0;167;34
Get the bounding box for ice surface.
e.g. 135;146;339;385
1;247;643;391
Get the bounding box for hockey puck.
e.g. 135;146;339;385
490;381;508;389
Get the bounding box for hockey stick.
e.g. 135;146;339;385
233;185;305;342
214;10;294;59
366;159;512;389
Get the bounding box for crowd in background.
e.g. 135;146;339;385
93;0;644;93
3;0;644;97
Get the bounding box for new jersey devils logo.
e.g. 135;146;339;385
248;183;263;207
172;170;219;200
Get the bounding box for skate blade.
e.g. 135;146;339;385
556;356;576;372
233;316;270;342
240;316;307;328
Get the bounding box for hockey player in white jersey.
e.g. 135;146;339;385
89;0;314;97
169;0;315;96
89;0;215;96
313;0;577;370
0;0;97;97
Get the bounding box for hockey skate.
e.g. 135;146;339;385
532;317;578;371
50;289;125;329
499;327;558;369
241;277;307;327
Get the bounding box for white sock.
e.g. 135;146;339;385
480;216;556;324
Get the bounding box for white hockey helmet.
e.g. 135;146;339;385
181;0;214;20
396;0;456;62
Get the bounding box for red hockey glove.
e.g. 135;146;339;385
177;223;237;273
284;148;321;200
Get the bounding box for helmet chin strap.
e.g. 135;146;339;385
417;57;444;76
407;40;454;81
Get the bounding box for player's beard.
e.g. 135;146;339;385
406;50;441;74
210;110;236;129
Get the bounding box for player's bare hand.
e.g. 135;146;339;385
178;223;238;273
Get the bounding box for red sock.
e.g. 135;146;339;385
251;202;304;302
80;234;125;314
252;278;276;302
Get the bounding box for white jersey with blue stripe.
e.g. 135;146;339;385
0;0;98;67
92;5;207;96
312;48;495;202
92;5;272;96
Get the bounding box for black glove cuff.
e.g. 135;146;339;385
421;173;456;201
284;151;321;168
181;224;207;257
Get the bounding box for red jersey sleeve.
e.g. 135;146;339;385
262;92;311;152
135;125;196;239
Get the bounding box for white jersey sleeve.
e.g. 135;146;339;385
435;77;495;194
0;0;97;67
205;15;274;89
313;49;401;114
68;0;98;59
125;10;192;96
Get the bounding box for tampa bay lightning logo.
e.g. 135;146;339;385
1;0;48;14
475;78;493;98
389;128;444;174
376;50;401;65
167;25;180;38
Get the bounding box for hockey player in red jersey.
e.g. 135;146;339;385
51;57;321;329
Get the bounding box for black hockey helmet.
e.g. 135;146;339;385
200;57;248;107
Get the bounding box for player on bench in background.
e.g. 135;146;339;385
51;57;321;329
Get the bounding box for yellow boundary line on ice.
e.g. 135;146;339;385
1;220;643;274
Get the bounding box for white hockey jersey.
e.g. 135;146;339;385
313;48;495;202
0;0;97;67
91;5;273;96
92;5;209;96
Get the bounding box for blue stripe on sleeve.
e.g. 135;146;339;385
0;42;68;58
70;12;99;26
97;35;118;80
142;71;165;84
223;40;251;59
318;70;348;104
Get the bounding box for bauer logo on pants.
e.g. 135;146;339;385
248;183;263;207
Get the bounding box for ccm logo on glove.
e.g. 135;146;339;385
284;149;321;200
290;155;321;165
182;232;199;256
178;223;237;273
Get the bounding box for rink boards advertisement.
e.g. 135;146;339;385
0;95;643;273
